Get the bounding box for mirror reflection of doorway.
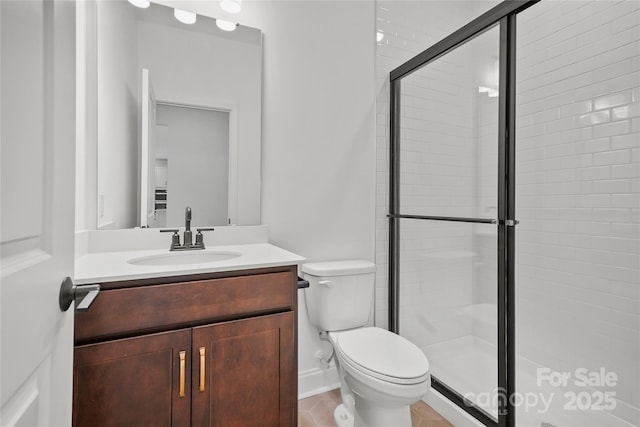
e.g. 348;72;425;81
150;104;230;228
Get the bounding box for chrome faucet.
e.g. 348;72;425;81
160;207;215;251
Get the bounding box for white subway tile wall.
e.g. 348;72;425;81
515;1;639;425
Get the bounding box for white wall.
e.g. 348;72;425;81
96;0;139;229
254;1;376;395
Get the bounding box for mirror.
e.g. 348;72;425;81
94;0;262;229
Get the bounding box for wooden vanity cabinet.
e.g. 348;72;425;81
73;266;298;427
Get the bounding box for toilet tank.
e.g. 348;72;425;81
302;260;376;332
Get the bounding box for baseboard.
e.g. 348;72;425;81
424;388;484;427
298;366;339;399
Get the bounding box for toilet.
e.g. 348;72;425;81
302;260;430;427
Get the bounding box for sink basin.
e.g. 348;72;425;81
128;251;241;266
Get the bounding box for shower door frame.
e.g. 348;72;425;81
388;1;539;427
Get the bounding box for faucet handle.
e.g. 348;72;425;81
160;228;181;249
194;228;215;249
196;227;215;233
160;228;180;233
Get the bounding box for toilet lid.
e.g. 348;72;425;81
334;327;429;384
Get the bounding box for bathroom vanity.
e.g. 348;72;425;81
72;231;304;427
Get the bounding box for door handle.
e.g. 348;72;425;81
59;277;101;312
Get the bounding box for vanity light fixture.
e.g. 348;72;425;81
174;8;197;24
127;0;150;8
216;19;237;31
220;0;241;14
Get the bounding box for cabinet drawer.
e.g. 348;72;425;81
75;271;295;343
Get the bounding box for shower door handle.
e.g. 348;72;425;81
496;219;519;226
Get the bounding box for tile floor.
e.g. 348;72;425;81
298;389;454;427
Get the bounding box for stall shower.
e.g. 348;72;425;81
380;1;639;426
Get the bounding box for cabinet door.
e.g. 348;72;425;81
192;312;296;427
73;329;191;427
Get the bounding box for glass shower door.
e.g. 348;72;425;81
392;24;501;421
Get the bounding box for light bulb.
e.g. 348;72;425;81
216;19;237;31
220;0;241;14
127;0;150;8
174;8;197;25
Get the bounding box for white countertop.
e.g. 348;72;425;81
74;243;306;285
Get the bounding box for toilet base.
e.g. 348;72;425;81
333;400;413;427
334;404;353;427
353;393;413;427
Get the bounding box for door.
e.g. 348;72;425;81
191;312;296;427
389;20;504;425
140;68;157;228
156;103;231;227
73;329;191;427
1;0;76;425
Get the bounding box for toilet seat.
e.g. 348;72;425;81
332;327;429;385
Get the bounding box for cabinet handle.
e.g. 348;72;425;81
199;347;206;392
179;351;186;398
